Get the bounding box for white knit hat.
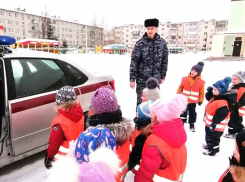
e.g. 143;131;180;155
143;78;161;101
233;71;245;83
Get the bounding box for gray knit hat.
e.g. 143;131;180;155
191;62;204;75
56;86;77;106
233;71;245;83
143;78;161;101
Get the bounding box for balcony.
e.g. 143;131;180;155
170;32;177;36
188;32;197;35
187;43;196;47
168;44;177;47
170;27;178;30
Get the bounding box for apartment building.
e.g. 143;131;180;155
114;19;228;51
0;8;103;47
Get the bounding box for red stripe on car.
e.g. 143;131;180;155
11;81;109;114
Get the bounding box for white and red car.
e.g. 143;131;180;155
0;47;114;168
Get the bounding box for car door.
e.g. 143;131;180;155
5;58;68;156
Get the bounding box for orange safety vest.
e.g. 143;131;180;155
131;129;141;148
203;98;230;132
181;76;205;103
115;140;130;182
130;129;142;174
51;114;84;160
237;87;245;117
142;134;187;182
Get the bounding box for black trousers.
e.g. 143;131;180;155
136;83;146;110
228;113;244;134
180;103;197;124
205;126;223;152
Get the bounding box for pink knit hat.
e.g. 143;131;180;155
150;94;187;122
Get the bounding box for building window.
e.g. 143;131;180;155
16;29;19;33
209;42;212;44
16;22;19;25
178;36;181;39
204;32;207;35
184;42;186;44
179;24;182;27
162;28;164;30
22;15;24;20
15;13;18;17
126;40;128;42
205;26;208;29
210;35;213;38
167;25;169;28
0;11;3;15
8;12;11;16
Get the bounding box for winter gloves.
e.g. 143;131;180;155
44;155;53;169
229;155;239;166
209;123;216;132
205;86;214;101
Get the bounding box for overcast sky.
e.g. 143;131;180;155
1;0;231;27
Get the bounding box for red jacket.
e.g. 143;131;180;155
47;104;84;159
135;119;187;182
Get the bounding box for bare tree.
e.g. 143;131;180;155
90;14;97;49
40;7;56;39
100;16;107;46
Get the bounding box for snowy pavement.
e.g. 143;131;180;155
0;52;244;182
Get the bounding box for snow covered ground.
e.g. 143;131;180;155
0;52;244;182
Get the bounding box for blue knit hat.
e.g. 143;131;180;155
213;77;232;95
137;100;153;120
75;127;117;163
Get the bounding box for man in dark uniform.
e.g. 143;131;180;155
129;18;169;108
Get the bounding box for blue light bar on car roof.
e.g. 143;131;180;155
0;35;16;46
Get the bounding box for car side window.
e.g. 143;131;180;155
11;59;67;98
62;62;88;86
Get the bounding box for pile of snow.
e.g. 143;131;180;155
0;53;244;182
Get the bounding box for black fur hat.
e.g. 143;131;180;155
144;19;159;28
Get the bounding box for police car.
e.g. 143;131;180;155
0;36;115;168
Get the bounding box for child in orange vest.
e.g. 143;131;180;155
87;86;134;182
177;62;205;132
203;77;236;156
45;86;84;169
128;100;153;172
135;95;188;182
224;71;245;139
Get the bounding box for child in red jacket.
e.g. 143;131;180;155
135;95;188;182
44;86;84;169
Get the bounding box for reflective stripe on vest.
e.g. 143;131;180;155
182;90;199;102
181;76;205;103
204;114;229;132
116;140;130;182
118;163;128;181
239;106;245;117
